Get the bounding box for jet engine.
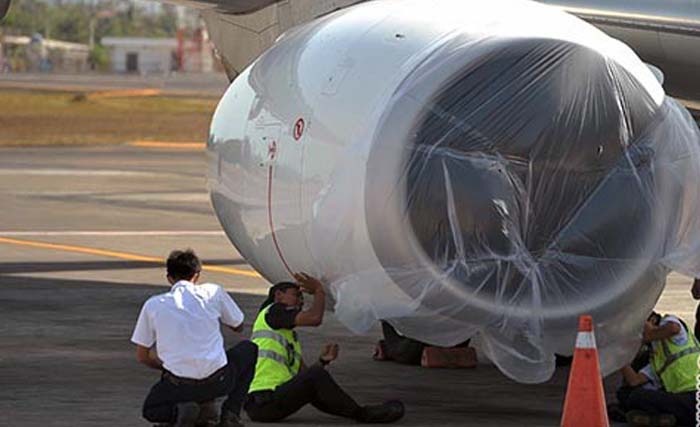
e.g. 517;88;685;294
207;0;700;382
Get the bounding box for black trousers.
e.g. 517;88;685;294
142;341;258;423
380;321;471;365
626;388;697;427
244;365;361;422
381;321;425;365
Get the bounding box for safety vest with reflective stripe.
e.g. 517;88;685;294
248;305;302;393
650;317;700;393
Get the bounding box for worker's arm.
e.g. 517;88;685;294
620;365;650;387
135;345;163;370
643;320;681;343
224;323;244;333
318;343;339;367
219;287;246;333
293;273;326;327
301;343;339;371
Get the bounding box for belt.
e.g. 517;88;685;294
163;366;227;386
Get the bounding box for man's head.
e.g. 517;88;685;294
166;249;202;284
259;281;302;311
273;282;303;307
647;311;662;326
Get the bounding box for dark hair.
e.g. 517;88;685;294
259;281;299;311
166;249;202;282
647;311;662;326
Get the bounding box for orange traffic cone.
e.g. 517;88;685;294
561;315;609;427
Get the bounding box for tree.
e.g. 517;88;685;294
88;43;109;71
2;0;179;43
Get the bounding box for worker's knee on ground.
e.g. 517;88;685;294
142;404;173;423
616;385;634;407
625;388;653;409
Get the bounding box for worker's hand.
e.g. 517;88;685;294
642;320;656;342
692;278;700;300
319;343;339;364
294;272;324;295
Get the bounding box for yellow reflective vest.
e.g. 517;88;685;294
650;317;700;393
248;305;303;393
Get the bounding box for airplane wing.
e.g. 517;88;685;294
165;0;700;99
540;0;700;35
160;0;284;14
540;0;700;104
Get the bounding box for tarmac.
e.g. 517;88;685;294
1;144;697;427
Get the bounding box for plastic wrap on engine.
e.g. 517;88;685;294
322;18;700;383
208;0;700;384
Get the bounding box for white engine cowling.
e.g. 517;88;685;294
207;0;700;383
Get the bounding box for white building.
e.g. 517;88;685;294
102;37;177;74
0;34;89;72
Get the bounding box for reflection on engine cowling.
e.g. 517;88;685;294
207;0;700;383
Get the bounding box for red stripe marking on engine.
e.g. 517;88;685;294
267;163;294;278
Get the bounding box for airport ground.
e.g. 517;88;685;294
0;89;217;146
2;144;697;427
0;79;697;426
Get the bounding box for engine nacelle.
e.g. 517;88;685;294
207;0;700;382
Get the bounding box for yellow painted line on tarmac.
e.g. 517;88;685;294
0;236;261;278
88;89;162;99
129;141;206;150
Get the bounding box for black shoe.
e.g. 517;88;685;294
218;411;244;427
196;400;219;427
174;402;200;427
358;400;405;423
626;409;677;427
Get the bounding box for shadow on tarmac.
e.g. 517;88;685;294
0;274;619;426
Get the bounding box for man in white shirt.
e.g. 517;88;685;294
131;249;257;427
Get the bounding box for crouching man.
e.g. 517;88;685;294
623;311;700;427
131;249;258;427
244;273;405;424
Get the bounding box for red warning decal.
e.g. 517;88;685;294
293;118;305;141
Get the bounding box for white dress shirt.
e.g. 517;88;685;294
131;280;245;379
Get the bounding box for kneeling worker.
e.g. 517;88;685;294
245;273;405;424
623;311;700;427
131;249;257;427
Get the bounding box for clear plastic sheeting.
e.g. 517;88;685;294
207;0;700;383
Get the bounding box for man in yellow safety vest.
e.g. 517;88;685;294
244;273;404;424
622;311;699;427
